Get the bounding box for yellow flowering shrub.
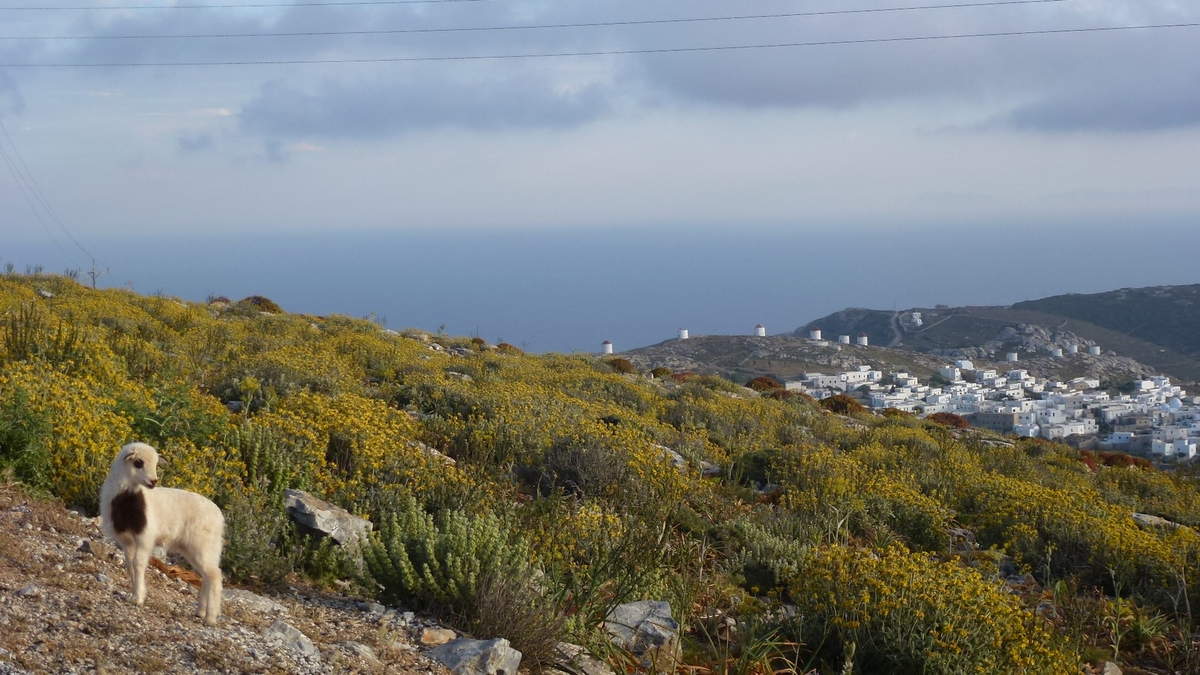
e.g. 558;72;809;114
789;545;1079;673
256;391;474;504
0;361;140;507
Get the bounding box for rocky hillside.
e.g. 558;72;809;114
799;286;1200;383
3;274;1199;674
623;333;1156;386
0;483;446;674
1015;285;1200;360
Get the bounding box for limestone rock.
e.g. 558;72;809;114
264;620;319;660
604;600;680;673
429;637;522;675
1132;513;1182;530
283;489;372;546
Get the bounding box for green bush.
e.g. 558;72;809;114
363;494;564;667
221;484;299;586
0;388;51;490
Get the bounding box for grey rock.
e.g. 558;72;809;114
341;641;380;664
264;619;320;660
36;289;53;299
653;445;687;471
1102;662;1122;675
698;460;722;478
225;588;287;614
1132;513;1182;530
429;638;522;675
15;585;40;599
284;489;372;546
445;370;474;381
553;642;615;675
604;600;680;673
410;440;456;465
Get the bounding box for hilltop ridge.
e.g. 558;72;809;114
794;284;1200;383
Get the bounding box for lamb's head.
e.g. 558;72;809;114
111;442;161;490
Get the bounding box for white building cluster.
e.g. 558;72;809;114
785;363;1200;463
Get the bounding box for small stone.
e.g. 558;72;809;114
1102;662;1122;675
341;641;380;664
421;627;457;646
264;620;320;660
401;611;416;623
16;584;41;598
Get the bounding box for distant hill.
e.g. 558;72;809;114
623;332;1157;387
796;284;1200;383
1014;285;1200;359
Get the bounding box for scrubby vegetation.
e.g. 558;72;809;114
2;274;1199;673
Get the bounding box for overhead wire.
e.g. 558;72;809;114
0;0;493;9
0;0;1072;40
1;21;1197;67
0;120;71;260
0;114;98;271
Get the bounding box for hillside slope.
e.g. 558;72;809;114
1;274;1199;673
624;333;1157;385
798;285;1200;382
1015;285;1200;358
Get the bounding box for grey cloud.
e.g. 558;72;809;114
1001;71;1200;133
239;70;612;139
18;0;1200;135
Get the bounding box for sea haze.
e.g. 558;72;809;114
5;223;1199;354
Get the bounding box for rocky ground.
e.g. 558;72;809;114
0;483;451;674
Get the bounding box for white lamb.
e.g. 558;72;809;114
100;442;225;625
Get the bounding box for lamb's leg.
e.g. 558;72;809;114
199;564;222;626
130;545;151;606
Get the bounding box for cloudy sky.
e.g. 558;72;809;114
1;0;1199;350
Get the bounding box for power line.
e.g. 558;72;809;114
0;115;99;274
0;0;492;9
0;0;1071;40
1;21;1197;67
0;121;70;260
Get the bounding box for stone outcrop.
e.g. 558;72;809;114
603;600;680;674
283;489;372;546
428;638;522;675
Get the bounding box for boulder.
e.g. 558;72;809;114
284;489;372;546
428;637;522;675
1132;513;1182;530
264;620;320;660
1102;662;1122;675
698;460;722;478
654;445;688;471
603;600;680;673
